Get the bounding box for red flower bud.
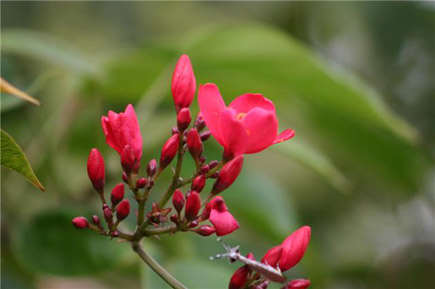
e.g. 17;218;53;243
283;279;311;289
122;172;129;183
116;199;130;221
212;156;243;195
196;225;216;236
111;231;120;238
177;108;191;132
191;174;206;192
147;159;157;177
198;202;212;221
136;178;148;189
160;134;179;168
189;220;198;228
261;245;283;268
121;145;136;175
184;191;201;220
72;217;88;229
111;183;125;206
103;206;113;225
200;165;210;174
187;128;203;159
194;114;206;131
170;214;178;223
172;55;196;111
87;148;105;192
279;226;311;272
229;266;251;289
172;189;185;214
200;130;211;141
92;215;101;226
208;160;219;169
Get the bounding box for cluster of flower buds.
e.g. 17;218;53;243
228;226;311;289
72;54;303;287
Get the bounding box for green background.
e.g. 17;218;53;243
1;1;434;289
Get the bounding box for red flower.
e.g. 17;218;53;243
198;83;295;158
208;196;239;236
101;104;142;162
172;55;196;111
261;226;311;272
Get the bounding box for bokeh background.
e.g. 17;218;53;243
1;1;434;289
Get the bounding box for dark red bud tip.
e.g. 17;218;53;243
111;231;120;238
200;130;211;141
200;165;210;174
194;115;206;131
189;220;198;228
186;128;203;159
212;156;244;195
170;214;178;224
111;183;125;207
72;217;88;229
147;159;158;177
196;225;216;236
121;145;137;175
92;215;101;226
122;172;129;184
208;160;219;169
172;189;185;214
103;207;113;223
283;279;311;289
87;148;105;192
199;155;206;164
160;134;180;169
136;178;148;189
116;199;130;221
184;191;201;220
177;108;192;132
191;174;206;193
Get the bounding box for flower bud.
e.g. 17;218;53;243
199;155;206;164
200;130;211;141
87;148;105;192
191;174;206;192
171;126;179;135
283;279;311;289
160;134;179;169
147;159;157;177
111;183;125;207
122;172;129;183
189;220;198;228
72;217;88;229
170;214;178;223
103;206;113;225
92;215;101;226
136;178;148;189
208;160;219;169
279;226;311;272
184;191;201;220
196;225;216;236
116;199;130;221
177;108;191;132
111;231;120;238
172;189;185;214
229;266;251;289
200;165;210;174
194;114;206;131
212;156;243;195
199;202;211;221
121;145;136;175
210;172;219;179
172;54;196;111
187;128;203;159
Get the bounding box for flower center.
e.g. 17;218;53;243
236;112;246;120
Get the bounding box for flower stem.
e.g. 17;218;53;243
132;242;187;289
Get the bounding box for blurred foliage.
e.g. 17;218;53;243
1;2;434;289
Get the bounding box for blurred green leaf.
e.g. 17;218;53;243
1;129;45;191
15;210;128;276
1;29;101;77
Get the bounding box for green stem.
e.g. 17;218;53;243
132;242;187;289
143;225;177;236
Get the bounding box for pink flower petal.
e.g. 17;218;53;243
209;209;239;236
230;93;275;114
273;129;295;145
220;108;248;157
242;107;278;154
198;83;226;145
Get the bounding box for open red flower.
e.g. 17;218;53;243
101;104;142;162
208;196;239;236
198;83;295;158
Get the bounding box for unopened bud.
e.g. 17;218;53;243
87;148;105;192
191;174;206;193
187;128;203;159
121;145;137;175
199;202;211;221
111;183;125;207
72;217;88;229
212;156;243;195
92;215;101;226
194;114;206;131
103;206;113;224
116;199;130;221
210;172;219;179
177;108;191;132
208;160;219;169
172;55;196;111
111;231;120;238
172;126;179;135
283;279;311;289
172;189;185;214
160;134;179;169
200;165;210;174
189;220;198;228
199;155;206;164
147;159;158;177
229;266;251;289
170;214;178;223
136;178;148;189
122;172;129;183
196;225;216;236
200;130;211;141
184;191;201;220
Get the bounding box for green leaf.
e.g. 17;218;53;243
1;129;45;191
14;210;129;276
